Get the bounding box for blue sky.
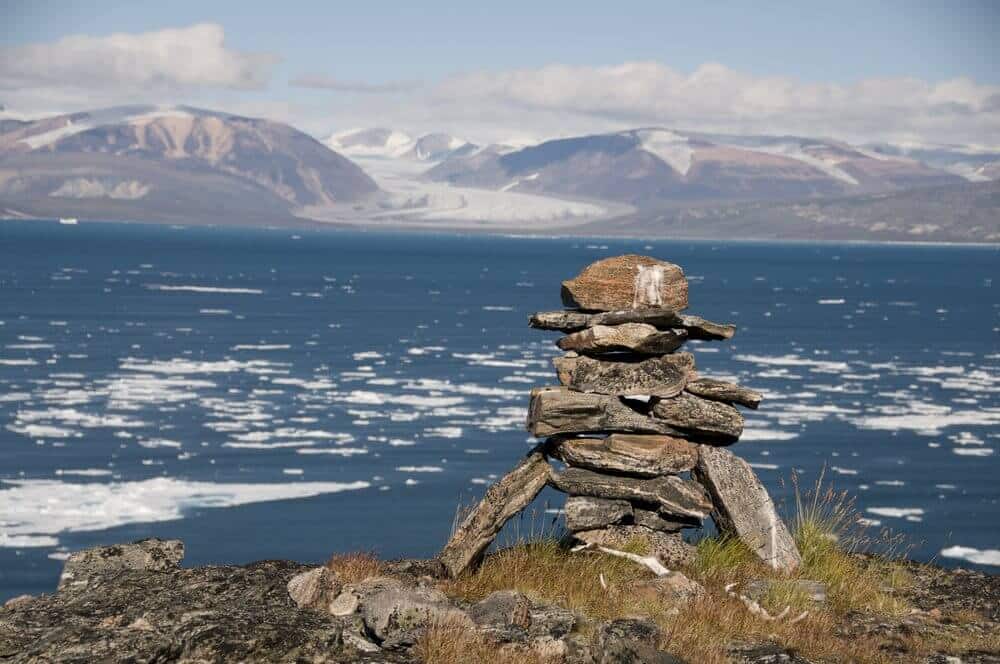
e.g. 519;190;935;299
2;1;998;145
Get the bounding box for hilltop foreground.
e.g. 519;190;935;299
2;537;997;663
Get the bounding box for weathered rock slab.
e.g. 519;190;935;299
530;307;735;340
554;352;695;397
561;255;688;312
438;444;552;578
564;496;633;532
693;445;801;572
58;538;184;592
557;323;688;355
527;387;685;438
550;467;711;521
553;434;698;477
686;378;763;409
652;392;744;442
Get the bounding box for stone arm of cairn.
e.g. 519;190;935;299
437;255;800;579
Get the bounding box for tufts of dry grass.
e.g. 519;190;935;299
436;470;1000;663
414;617;559;664
441;538;650;620
325;551;383;584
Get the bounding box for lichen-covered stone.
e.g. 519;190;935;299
554;352;694;397
685;378;762;409
564;496;633;532
438;444;552;577
288;566;343;612
554;434;698;477
530;307;734;340
550;467;711;521
651;392;744;442
557;323;687;355
527;387;687;438
58;538;184;592
694;445;801;572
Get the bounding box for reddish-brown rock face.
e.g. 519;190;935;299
561;255;688;312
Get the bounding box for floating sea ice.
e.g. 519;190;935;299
146;284;263;294
953;448;994;457
865;507;925;519
424;426;462;438
395;465;443;473
940;545;1000;566
295;447;368;456
0;477;371;547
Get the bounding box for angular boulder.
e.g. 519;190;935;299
693;445;801;572
58;538;185;592
554;353;695;398
651;392;744;442
685;378;762;409
550;467;711;521
564;496;633;532
287;566;343;612
527;387;686;438
438;444;552;577
588;617;686;664
469;590;576;641
561;255;688;312
355;576;470;643
557;323;687;355
553;434;698;477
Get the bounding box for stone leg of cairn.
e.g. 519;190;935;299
438;443;551;578
694;445;801;571
437;255;801;578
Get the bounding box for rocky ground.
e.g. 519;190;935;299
1;539;997;663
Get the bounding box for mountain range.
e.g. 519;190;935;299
0;106;377;225
1;106;997;241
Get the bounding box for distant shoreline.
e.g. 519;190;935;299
4;215;999;248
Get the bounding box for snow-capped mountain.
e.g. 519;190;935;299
325;128;475;162
426;128;964;205
0;105;378;224
862;142;1000;183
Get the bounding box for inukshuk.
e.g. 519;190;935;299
439;255;802;578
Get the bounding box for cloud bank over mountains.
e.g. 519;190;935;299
428;62;1000;147
2;23;997;148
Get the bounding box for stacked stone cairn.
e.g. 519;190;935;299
440;255;801;579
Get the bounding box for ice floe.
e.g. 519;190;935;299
940;545;1000;566
0;477;371;548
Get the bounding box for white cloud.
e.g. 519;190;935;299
290;74;419;94
0;23;277;93
419;61;1000;146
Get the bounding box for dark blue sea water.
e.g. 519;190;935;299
1;220;997;600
